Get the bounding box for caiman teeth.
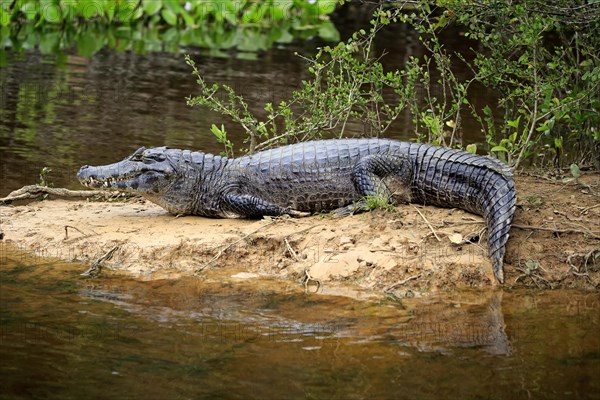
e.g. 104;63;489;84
85;175;134;187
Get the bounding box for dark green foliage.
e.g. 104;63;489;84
189;1;599;167
433;0;600;167
0;0;340;56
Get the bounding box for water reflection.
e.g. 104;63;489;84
1;247;599;398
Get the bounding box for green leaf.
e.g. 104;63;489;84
570;163;581;180
271;27;293;44
39;31;61;54
315;0;337;14
161;8;177;25
77;31;99;57
142;0;162;16
21;1;39;20
59;0;77;23
490;145;508;153
318;20;340;42
77;0;102;19
41;0;62;23
0;9;10;26
466;143;477;154
554;137;562;149
104;0;115;21
180;10;195;27
507;116;521;129
211;124;224;140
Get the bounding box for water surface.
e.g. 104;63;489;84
1;246;598;399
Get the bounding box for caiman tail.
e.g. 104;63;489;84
408;144;517;283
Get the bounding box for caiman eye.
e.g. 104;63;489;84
130;147;146;162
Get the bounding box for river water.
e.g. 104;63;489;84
1;246;599;399
1;17;599;400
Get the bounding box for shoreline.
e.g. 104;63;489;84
1;174;599;294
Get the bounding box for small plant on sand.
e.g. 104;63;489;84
360;195;396;213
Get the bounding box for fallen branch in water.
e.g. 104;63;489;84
303;269;321;293
0;185;113;204
81;245;121;277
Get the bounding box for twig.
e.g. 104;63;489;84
384;273;422;292
64;225;86;240
0;185;113;204
413;206;441;242
81;245;121;277
284;238;299;261
439;220;485;227
195;220;275;273
304;269;321;293
512;224;600;239
578;203;600;214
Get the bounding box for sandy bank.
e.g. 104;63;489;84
1;175;599;294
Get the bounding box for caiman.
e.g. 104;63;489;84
77;139;516;282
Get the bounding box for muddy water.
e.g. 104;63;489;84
1;247;598;399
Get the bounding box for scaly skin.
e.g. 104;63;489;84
77;138;516;282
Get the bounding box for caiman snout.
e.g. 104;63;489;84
77;165;90;180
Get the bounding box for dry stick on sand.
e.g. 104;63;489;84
284;238;299;261
512;224;600;240
578;203;600;214
0;185;113;204
384;273;422;292
64;225;87;240
413;206;441;242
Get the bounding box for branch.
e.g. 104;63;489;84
512;224;600;240
0;185;115;204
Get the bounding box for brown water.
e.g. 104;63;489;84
1;246;599;399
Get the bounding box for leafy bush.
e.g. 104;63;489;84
444;0;600;167
188;0;599;168
186;9;409;154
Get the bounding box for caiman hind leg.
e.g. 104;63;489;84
334;154;413;216
223;194;309;218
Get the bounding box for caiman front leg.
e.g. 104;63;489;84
222;193;309;218
335;154;413;216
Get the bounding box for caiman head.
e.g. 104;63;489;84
77;147;188;213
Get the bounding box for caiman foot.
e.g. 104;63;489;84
332;200;369;217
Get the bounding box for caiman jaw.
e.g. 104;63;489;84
80;173;141;189
77;146;177;199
